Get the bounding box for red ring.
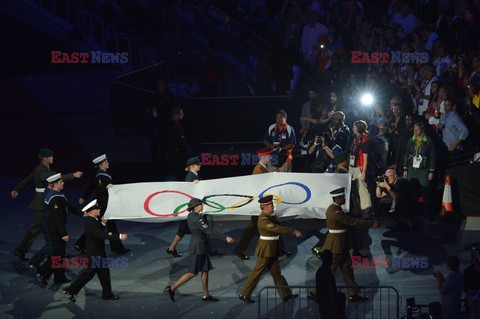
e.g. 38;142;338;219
144;190;194;217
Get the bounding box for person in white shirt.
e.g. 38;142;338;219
433;44;453;78
300;11;328;63
416;64;438;114
392;1;417;39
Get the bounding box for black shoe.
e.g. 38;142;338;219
28;263;37;272
165;286;175;302
281;250;293;257
114;248;131;255
13;249;29;262
233;249;249;260
239;295;255;303
202;295;219;302
166;249;182;257
36;273;47;285
63;289;76;302
349;295;369;302
102;294;120;300
282;294;299;302
208;250;224;257
307;291;316;301
74;245;86;255
54;277;71;284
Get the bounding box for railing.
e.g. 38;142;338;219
28;0;155;69
258;285;400;319
112;61;168;93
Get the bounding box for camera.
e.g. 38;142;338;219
314;136;324;145
376;175;386;183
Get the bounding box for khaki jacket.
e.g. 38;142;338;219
322;203;374;254
254;212;295;257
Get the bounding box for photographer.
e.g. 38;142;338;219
308;135;334;173
376;169;415;230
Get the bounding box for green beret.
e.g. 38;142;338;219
38;148;54;158
334;152;348;164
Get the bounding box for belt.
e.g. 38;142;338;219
35;188;46;193
260;235;279;240
328;229;347;234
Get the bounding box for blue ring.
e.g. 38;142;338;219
258;182;311;205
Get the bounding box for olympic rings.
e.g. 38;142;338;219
143;182;312;216
258;182;311;205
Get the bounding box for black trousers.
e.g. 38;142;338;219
38;232;67;281
67;255;113;298
76;220;125;252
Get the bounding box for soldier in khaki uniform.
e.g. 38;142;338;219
311;187;379;302
10;148;82;261
239;195;302;303
234;149;286;260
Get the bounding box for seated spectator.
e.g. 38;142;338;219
455;6;480;54
416;64;438;115
433;256;463;319
263;109;296;172
329;89;344;112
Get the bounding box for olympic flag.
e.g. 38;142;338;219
104;172;351;223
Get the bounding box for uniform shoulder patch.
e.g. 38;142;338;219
266;223;274;228
108;232;112;235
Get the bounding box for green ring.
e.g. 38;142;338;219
203;199;226;213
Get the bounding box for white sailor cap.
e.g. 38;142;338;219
82;199;100;212
330;187;345;197
46;173;62;183
92;154;107;165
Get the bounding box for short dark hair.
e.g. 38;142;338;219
277;109;287;119
414;121;425;131
447;256;460;271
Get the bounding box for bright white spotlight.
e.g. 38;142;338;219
361;93;374;106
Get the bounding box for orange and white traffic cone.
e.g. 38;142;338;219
439;175;453;217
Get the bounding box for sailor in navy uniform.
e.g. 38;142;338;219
165;198;234;302
64;200;128;302
75;155;130;255
37;173;83;284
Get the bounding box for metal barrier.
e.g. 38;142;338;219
258;285;399;319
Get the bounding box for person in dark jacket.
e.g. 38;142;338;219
10;148;82;261
64;199;128;302
165;198;234;302
37;173;83;284
316;250;344;319
167;157;202;257
75;154;130;255
402;122;436;220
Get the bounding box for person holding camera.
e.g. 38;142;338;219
376;169;415;230
308;135;333;173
